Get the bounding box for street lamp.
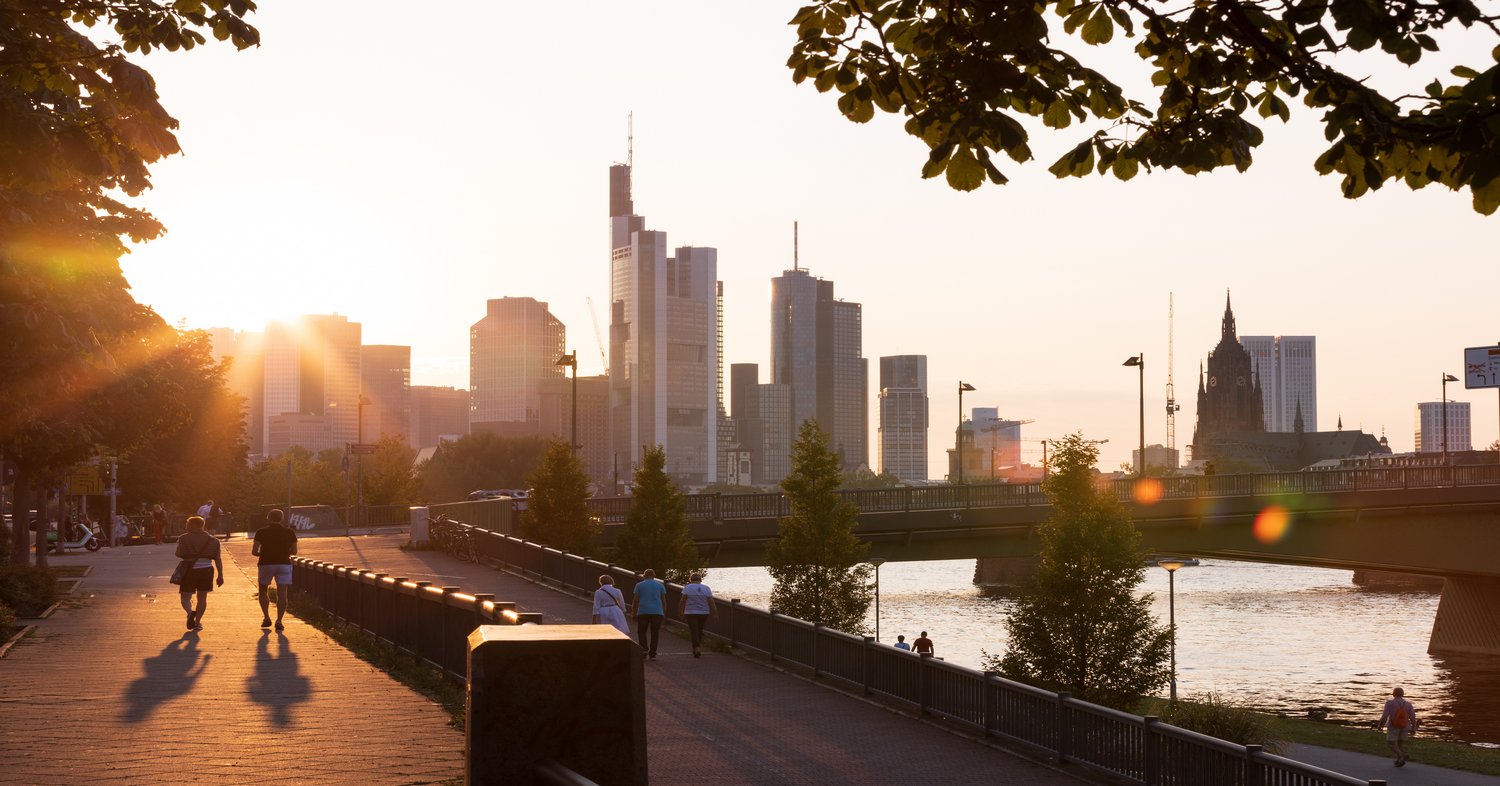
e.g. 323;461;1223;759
1157;556;1199;703
1123;355;1144;476
957;382;976;484
557;351;578;451
868;557;887;642
357;395;370;531
1441;373;1458;463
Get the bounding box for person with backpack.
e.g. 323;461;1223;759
1377;686;1419;767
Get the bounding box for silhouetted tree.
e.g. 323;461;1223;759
361;436;422;506
417;432;550;502
841;467;904;489
988;433;1171;709
614;446;700;581
521;440;597;555
766;421;872;633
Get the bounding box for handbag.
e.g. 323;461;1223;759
169;538;212;586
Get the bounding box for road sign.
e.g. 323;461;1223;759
349;443;378;455
1464;345;1500;389
64;468;103;495
103;488;124;496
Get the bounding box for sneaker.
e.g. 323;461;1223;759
261;617;272;628
274;621;284;632
648;653;656;660
1395;757;1405;768
186;611;196;631
693;649;701;658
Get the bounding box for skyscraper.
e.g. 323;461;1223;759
1240;335;1317;432
1416;401;1472;453
262;315;362;455
878;355;928;482
410;385;469;449
608;161;722;485
469;297;565;431
361;345;411;443
770;268;868;473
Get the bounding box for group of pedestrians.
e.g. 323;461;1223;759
592;570;718;659
172;508;297;633
892;631;936;657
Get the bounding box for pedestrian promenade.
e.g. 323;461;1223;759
0;543;462;785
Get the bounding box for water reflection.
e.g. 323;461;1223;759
707;558;1500;745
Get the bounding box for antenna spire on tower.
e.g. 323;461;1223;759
794;221;799;270
627;111;633;168
1166;292;1180;452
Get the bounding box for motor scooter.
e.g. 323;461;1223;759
50;520;103;553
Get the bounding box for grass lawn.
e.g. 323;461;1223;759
48;565;89;578
1275;716;1500;777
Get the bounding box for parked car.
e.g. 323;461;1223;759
468;489;530;510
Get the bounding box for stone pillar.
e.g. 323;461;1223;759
467;624;646;785
972;557;1039;586
1430;577;1500;656
1352;570;1445;591
409;506;429;546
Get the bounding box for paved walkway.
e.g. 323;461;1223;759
1286;743;1499;786
275;534;1082;785
0;543;462;785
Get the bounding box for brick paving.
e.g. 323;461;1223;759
0;543;462;785
281;534;1083;785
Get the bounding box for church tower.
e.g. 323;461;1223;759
1191;292;1265;456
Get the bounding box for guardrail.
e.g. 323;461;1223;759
436;517;1387;786
291;556;542;682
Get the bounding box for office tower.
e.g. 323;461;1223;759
750;383;793;484
1241;335;1318;432
538;374;612;489
1416;401;1472;453
204;328;266;456
608;161;722;485
770;268;868;473
361;345;411;443
410;386;470;449
470;297;566;431
262;315;362;455
878;355;928;482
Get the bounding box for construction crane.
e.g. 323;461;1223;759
587;297;608;374
1165;292;1181;451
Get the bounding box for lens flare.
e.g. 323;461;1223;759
1133;477;1164;505
1253;505;1291;544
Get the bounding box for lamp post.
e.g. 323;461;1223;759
557;351;578;450
1123;354;1144;476
357;395;370;530
1156;557;1199;703
868;557;887;642
1442;373;1458;463
957;382;976;484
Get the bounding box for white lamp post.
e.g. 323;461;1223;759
1156;557;1199;703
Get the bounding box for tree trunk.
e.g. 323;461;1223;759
33;482;51;569
10;468;31;565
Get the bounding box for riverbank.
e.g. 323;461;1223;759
1275;715;1500;777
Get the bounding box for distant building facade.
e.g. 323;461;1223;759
1240;335;1317;432
878;355;928;482
361;344;411;443
770;267;868;473
410;385;469;450
1134;444;1181;472
1416;401;1472;453
470;297;566;430
262;315;362;455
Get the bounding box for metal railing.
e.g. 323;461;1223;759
441;517;1388;786
577;463;1500;524
291;557;542;682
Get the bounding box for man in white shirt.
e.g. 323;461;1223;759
677;572;717;658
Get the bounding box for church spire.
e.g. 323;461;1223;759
1221;289;1237;340
1293;398;1305;433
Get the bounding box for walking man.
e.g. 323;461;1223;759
629;569;667;661
679;572;717;658
893;634;911;651
251;508;298;632
913;630;935;658
175;516;223;631
1377;686;1419;767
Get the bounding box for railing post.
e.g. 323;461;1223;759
440;586;459;673
982;671;997;736
729;599;740;650
1144;716;1161;785
474;593;495;624
372;573;389;639
1056;691;1072;764
861;636;873;695
918;654;930;715
1244;743;1264;786
769;611;778;662
811;623;821;676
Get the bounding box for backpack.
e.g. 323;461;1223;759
1390;702;1410;728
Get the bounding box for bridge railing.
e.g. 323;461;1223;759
442;518;1383;786
291;557;540;682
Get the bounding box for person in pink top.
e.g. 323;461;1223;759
1376;686;1419;767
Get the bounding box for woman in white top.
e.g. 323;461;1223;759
592;575;630;636
175;516;224;631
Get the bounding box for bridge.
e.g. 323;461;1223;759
575;464;1500;656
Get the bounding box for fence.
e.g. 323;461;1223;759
436;516;1387;786
291;557;542;682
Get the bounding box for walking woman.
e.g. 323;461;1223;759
176;516;223;630
591;575;630;636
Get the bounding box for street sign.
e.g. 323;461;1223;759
103;488;123;496
64;468;103;495
1464;345;1500;389
349;443;378;455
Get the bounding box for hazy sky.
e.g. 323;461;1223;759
121;2;1499;473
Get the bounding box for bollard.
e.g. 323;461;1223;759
410;506;429;545
467;625;645;786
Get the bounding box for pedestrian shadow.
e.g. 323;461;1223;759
121;633;211;723
245;631;311;726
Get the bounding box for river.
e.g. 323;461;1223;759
705;559;1500;746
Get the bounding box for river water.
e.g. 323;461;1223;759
706;559;1500;746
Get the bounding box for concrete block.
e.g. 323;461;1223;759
410;506;429;545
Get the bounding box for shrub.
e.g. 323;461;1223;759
0;602;15;641
0;564;58;617
1154;692;1288;754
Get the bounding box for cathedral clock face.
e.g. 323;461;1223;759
1237;375;1247;386
1209;376;1218;387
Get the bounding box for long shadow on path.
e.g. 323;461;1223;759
245;631;311;726
121;633;211;723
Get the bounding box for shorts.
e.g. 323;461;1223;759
258;564;293;587
180;567;215;593
1386;726;1410;743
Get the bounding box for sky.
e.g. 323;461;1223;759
120;2;1500;473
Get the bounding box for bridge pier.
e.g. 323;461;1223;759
1351;570;1445;591
972;557;1038;587
1430;577;1500;656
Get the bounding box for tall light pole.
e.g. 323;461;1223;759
1124;355;1145;476
1442;373;1458;463
557;351;578;451
868;557;887;642
357;394;370;530
1157;557;1199;703
957;382;976;484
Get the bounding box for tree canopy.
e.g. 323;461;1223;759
614;445;701;582
417;432;550;503
522;439;598;555
790;0;1500;213
989;432;1171;709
